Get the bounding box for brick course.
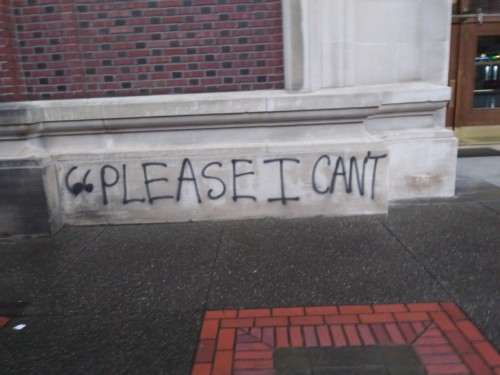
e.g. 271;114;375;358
194;303;500;375
1;0;284;102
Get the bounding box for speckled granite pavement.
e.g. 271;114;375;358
0;153;499;374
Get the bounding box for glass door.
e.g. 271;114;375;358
474;35;500;109
454;21;500;127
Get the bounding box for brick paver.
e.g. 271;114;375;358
192;303;499;375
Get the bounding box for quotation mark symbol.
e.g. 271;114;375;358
65;167;94;197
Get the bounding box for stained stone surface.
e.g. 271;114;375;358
274;346;426;375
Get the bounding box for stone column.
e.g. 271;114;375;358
282;0;458;200
283;0;452;91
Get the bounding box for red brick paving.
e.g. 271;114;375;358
192;303;500;375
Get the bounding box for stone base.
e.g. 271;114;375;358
0;159;62;236
58;146;389;226
387;135;458;200
0;83;456;234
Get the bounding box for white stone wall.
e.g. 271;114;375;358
58;149;388;225
0;0;457;233
283;0;457;200
284;0;452;90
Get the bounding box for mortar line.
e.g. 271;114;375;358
72;0;89;97
11;3;28;99
410;321;436;345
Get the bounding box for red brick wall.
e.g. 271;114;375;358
1;0;284;102
13;0;86;101
0;1;25;101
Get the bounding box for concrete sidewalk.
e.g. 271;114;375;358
0;152;499;374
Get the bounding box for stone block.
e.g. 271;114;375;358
0;160;62;236
387;136;458;200
0;83;453;232
58;147;389;225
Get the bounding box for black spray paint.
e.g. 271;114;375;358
64;152;387;206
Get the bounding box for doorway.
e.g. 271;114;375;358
448;0;500;143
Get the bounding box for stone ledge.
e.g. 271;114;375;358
0;83;450;139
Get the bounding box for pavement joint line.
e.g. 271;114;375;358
480;201;500;215
48;227;106;288
379;219;456;302
201;226;225;322
192;303;500;375
409;320;435;346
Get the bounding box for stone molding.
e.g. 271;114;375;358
0;82;449;145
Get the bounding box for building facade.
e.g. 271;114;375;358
0;0;457;235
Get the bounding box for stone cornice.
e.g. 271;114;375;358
0;83;450;140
